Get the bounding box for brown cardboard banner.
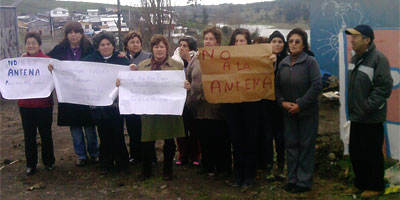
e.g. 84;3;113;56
199;44;275;103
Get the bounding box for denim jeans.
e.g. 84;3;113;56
70;125;99;160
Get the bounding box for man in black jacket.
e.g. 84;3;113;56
344;24;393;198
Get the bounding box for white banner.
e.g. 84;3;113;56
52;60;130;106
0;57;54;99
118;70;186;115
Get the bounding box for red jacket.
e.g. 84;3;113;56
17;50;54;108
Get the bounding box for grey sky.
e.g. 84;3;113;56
57;0;273;7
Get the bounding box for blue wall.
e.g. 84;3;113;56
310;0;400;76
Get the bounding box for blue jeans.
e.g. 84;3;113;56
70;126;99;160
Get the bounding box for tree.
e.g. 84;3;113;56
202;7;208;25
138;0;175;50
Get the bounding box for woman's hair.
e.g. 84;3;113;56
178;36;198;51
253;36;268;44
287;28;314;56
150;34;169;54
229;28;252;46
59;21;92;54
123;31;143;52
92;31;116;50
202;26;222;45
25;32;42;46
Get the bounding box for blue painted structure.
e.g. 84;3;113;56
310;0;400;76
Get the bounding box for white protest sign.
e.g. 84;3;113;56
0;57;54;99
52;60;130;106
118;70;186;115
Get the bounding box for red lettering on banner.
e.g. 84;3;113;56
253;78;260;89
210;80;221;93
202;49;214;60
236;61;251;71
263;77;272;89
220;50;230;60
225;82;234;92
223;62;230;70
245;79;251;90
235;80;240;91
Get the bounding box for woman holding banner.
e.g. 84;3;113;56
186;26;232;180
19;32;55;175
47;21;99;167
80;31;131;175
225;28;261;188
128;35;189;181
275;28;321;193
122;31;153;165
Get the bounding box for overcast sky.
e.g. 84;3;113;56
58;0;273;7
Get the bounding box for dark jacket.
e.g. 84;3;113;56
81;50;131;120
127;50;151;65
47;44;93;61
47;44;95;126
347;42;393;123
275;51;322;117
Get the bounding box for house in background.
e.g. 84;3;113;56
50;7;69;19
27;19;50;36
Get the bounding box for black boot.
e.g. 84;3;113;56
162;139;176;181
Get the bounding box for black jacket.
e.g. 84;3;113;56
81;50;130;120
47;44;95;126
47;44;93;61
347;42;393;123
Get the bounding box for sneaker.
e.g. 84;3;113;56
345;186;363;194
76;159;87;166
45;164;55;171
360;190;382;198
226;179;242;187
290;186;311;193
89;157;99;164
275;167;285;180
282;183;296;192
26;167;36;176
265;171;275;182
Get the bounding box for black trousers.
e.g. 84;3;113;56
97;116;129;169
226;102;260;182
349;122;385;191
19;107;55;168
263;100;285;169
196;119;232;173
125;114;142;161
142;139;176;174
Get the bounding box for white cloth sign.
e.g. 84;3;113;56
0;57;54;99
52;60;130;106
118;70;186;115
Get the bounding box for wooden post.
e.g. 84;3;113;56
117;0;123;51
0;6;19;59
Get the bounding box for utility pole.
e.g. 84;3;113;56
117;0;123;51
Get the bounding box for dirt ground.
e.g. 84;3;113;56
0;97;398;200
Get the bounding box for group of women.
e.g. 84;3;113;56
18;21;321;193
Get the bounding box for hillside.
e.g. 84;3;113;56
1;0;309;28
1;0;120;15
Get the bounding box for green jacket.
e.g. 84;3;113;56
138;57;185;142
347;42;393;123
